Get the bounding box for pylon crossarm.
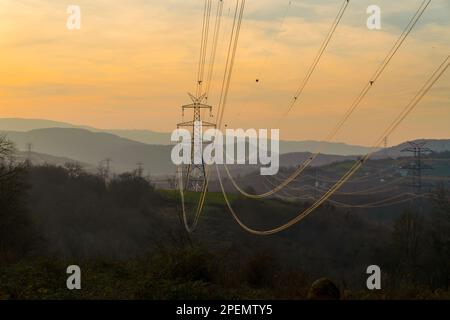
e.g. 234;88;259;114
178;121;216;128
178;121;196;128
200;121;216;127
182;104;213;110
188;92;207;104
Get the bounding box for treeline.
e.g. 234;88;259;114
0;136;36;261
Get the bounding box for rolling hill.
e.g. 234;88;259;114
0;127;366;176
1;128;175;175
372;139;450;159
0;118;170;145
14;151;96;172
0;118;378;155
2;121;449;177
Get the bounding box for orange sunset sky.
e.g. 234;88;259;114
0;0;449;146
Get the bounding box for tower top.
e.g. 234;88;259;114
188;92;207;105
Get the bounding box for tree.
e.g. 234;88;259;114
0;135;13;160
392;208;424;273
64;161;84;179
0;135;35;261
429;186;450;288
109;172;158;208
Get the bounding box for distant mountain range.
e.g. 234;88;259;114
2;128;358;176
14;151;96;172
2;128;174;175
1;118;450;176
0;118;170;145
0;118;378;155
371;139;450;159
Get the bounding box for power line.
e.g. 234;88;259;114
269;177;429;209
279;0;350;122
256;0;295;82
195;0;246;225
205;0;224;101
176;0;216;233
217;0;245;127
176;0;245;233
264;171;412;202
197;0;213;96
177;0;442;235
221;0;431;200
215;55;449;235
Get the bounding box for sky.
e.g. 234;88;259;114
0;0;449;146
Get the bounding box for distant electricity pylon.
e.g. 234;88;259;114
105;158;111;178
26;142;33;165
314;168;319;200
136;162;144;178
177;93;216;192
98;158;112;182
401;141;433;194
383;136;391;159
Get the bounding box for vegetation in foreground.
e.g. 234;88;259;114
1;136;450;300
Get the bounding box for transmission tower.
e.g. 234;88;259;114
314;168;319;200
177;93;215;192
136;162;144;178
105;158;111;177
98;158;112;182
383;136;393;159
26;142;33;165
401;141;433;194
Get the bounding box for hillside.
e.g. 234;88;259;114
0;118;170;145
1;127;370;177
372;139;450;159
3;124;450;177
1;118;378;155
211;150;450;210
14;151;96;172
1;128;175;175
2;163;450;299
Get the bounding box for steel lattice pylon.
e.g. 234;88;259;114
401;141;433;194
177;93;216;192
